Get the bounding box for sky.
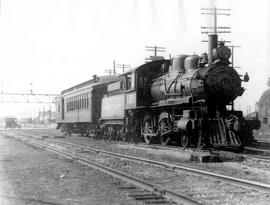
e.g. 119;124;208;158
0;0;269;118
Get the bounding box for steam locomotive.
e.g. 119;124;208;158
56;34;260;150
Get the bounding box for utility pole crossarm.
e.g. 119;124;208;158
0;93;58;96
0;92;58;104
116;63;131;73
145;45;166;57
228;45;241;68
201;7;231;36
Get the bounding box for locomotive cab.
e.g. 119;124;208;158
119;60;170;109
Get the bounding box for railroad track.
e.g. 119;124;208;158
5;132;270;194
244;153;270;161
255;139;270;144
141;140;270;163
244;146;270;157
5;132;198;205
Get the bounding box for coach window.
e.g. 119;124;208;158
81;95;84;109
79;95;81;110
72;98;74;110
79;96;81;110
72;98;75;111
83;94;86;109
85;94;87;109
78;96;80;110
126;72;135;90
76;96;79;110
85;95;87;109
82;95;84;109
80;95;83;110
81;95;83;109
86;94;89;108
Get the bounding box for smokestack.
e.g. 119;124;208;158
208;34;218;65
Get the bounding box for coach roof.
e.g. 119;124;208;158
61;75;119;95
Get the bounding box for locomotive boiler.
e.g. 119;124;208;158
151;54;244;107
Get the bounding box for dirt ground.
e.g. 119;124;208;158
0;135;142;205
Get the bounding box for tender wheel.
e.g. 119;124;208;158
141;112;155;144
180;133;190;148
158;111;173;145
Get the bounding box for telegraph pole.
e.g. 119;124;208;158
43;105;45;124
104;69;112;76
229;45;241;68
145;46;166;62
104;60;117;76
145;46;165;57
113;60;116;76
105;60;129;76
116;63;131;73
201;7;231;65
201;7;231;35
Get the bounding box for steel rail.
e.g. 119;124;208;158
255;139;270;143
244;147;270;154
13;132;270;193
14;135;199;205
244;154;270;161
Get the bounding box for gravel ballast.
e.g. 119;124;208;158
0;135;143;205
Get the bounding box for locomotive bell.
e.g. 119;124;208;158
199;53;208;67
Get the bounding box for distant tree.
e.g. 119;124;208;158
257;89;270;118
267;78;270;87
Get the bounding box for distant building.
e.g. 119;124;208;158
33;111;56;124
20;118;33;124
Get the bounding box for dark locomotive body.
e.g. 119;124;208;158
56;35;260;150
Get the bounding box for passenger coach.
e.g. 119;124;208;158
56;75;118;135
